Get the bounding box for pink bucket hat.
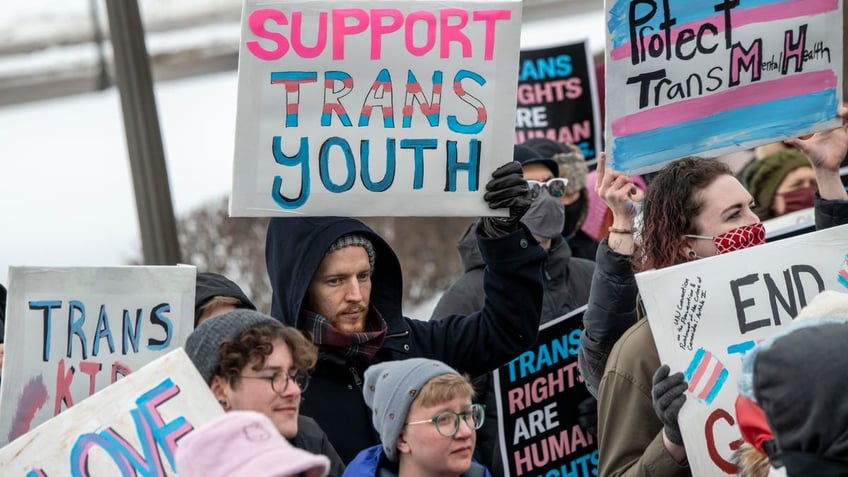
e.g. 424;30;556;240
176;411;330;477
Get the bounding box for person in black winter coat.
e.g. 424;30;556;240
264;159;546;464
430;145;595;475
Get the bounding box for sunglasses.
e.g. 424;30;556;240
527;178;568;201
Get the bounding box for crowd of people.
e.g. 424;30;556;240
3;35;848;477
3;114;848;476
171;105;848;477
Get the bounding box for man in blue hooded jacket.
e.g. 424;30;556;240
265;159;546;463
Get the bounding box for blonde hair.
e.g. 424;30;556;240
415;373;475;408
732;442;771;477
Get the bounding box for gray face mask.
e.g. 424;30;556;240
521;191;565;240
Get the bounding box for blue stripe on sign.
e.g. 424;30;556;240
611;89;837;173
684;348;705;382
608;0;797;49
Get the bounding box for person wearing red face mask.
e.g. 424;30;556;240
578;107;848;476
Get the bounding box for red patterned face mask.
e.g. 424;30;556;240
686;222;766;255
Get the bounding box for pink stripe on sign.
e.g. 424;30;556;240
612;69;836;137
610;0;838;61
687;350;712;393
697;363;725;401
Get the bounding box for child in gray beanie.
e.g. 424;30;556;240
343;358;491;477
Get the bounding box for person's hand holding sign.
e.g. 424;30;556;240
596;152;644;255
785;104;848;202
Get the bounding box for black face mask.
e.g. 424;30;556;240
562;199;585;239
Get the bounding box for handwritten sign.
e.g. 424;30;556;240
636;224;848;475
514;40;602;161
605;0;843;173
0;348;223;476
493;307;598;477
230;0;523;216
0;266;196;446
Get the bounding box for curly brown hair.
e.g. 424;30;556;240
635;157;732;271
215;323;318;388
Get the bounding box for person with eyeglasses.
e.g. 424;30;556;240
431;144;595;476
344;358;490;477
184;308;346;476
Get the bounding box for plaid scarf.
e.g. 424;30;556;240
303;307;388;362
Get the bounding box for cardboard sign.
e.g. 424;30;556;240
636;224;848;475
0;266;196;446
514;40;602;162
493;306;598;477
230;0;523;216
605;0;843;173
0;348;223;476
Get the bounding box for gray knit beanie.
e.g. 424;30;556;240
362;358;459;462
184;309;281;384
327;234;376;270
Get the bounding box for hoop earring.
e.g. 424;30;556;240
218;399;230;410
687;250;697;260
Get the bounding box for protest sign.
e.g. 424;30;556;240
0;348;223;476
605;0;843;173
514;40;602;162
636;223;848;475
0;266;196;446
763;206;815;241
493;306;598;477
230;0;523;216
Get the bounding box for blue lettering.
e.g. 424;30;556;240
271;136;310;209
29;300;62;361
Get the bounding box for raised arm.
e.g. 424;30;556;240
579;153;645;396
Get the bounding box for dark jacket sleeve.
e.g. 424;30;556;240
814;195;848;230
408;225;546;377
578;239;639;397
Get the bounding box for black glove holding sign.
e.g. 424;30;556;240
478;161;531;238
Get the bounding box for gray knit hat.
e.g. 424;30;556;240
327;234;376;270
362;358;459;461
184;309;281;384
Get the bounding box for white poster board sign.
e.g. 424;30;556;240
0;348;223;476
230;0;523;216
605;0;843;173
635;224;848;475
0;266;196;446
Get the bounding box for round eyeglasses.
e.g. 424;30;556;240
240;369;310;394
527;178;568;201
406;403;485;437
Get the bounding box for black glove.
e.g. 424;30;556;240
576;395;598;438
477;161;530;238
651;364;687;446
